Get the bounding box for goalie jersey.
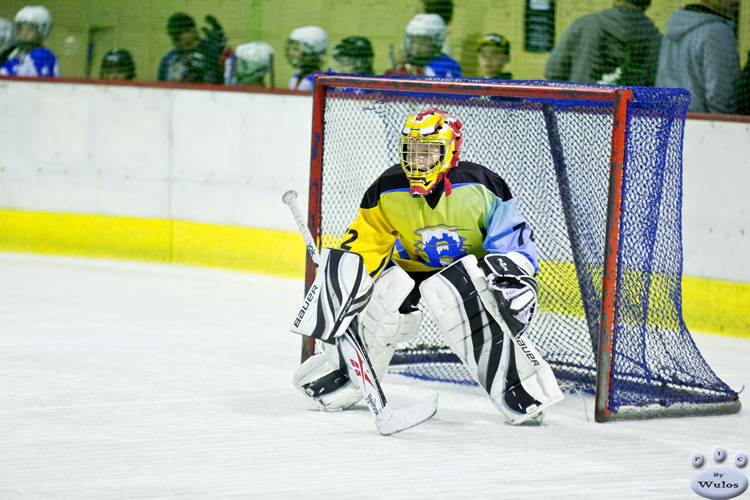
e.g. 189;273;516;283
340;162;539;280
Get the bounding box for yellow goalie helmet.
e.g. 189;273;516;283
399;107;464;197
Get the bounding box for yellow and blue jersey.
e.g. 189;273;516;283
340;162;538;280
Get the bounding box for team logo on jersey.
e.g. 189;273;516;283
414;225;471;267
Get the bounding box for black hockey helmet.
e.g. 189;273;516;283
100;49;136;80
332;36;374;74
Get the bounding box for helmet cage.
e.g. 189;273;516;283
285;39;322;69
14;6;52;41
403;34;441;66
398;109;461;197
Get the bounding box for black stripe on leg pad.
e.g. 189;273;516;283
503;342;542;414
439;262;478;300
439;261;505;395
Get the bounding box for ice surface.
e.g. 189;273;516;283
0;252;747;499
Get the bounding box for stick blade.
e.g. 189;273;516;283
375;393;439;436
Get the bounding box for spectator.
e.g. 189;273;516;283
285;26;328;90
201;15;233;77
158;13;224;84
738;52;750;115
331;36;374;75
0;18;13;56
224;42;274;86
544;0;661;86
656;0;740;114
475;33;512;79
100;49;136;80
420;0;454;57
386;14;461;77
0;5;58;78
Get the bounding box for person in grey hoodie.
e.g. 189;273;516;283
544;0;661;86
656;0;740;114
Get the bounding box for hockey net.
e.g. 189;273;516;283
304;74;740;422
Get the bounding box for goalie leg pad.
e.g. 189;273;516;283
290;248;374;344
359;265;422;377
367;309;423;379
419;255;563;425
292;342;363;411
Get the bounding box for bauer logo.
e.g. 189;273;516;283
690;448;748;499
293;284;318;328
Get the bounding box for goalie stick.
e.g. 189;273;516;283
282;189;438;435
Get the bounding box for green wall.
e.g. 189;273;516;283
1;0;749;85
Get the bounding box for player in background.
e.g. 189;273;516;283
291;107;563;426
158;13;224;84
100;49;136;80
224;42;274;86
0;6;58;78
476;33;512;79
331;36;374;75
386;14;461;77
418;0;455;58
286;26;328;91
0;18;13;56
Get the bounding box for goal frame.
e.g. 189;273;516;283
300;74;740;423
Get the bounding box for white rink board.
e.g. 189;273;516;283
0;80;747;282
0;80;311;232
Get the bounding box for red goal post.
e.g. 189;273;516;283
301;74;740;423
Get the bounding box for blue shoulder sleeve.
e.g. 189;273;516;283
483;197;539;274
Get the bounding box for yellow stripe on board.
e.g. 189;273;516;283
538;261;750;339
0;209;306;278
0;209;747;337
682;277;750;339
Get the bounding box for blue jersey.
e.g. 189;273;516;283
158;40;223;84
424;53;461;78
0;47;59;77
289;72;317;90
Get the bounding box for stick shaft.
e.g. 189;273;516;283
282;191;320;266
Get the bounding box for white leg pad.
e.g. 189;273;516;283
420;255;564;425
359;266;422;378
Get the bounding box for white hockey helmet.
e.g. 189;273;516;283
234;41;274;83
0;18;13;53
14;5;52;41
288;26;329;58
403;14;445;65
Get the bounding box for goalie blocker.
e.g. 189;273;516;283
420;253;564;425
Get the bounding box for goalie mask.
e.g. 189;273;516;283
399;107;464;197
